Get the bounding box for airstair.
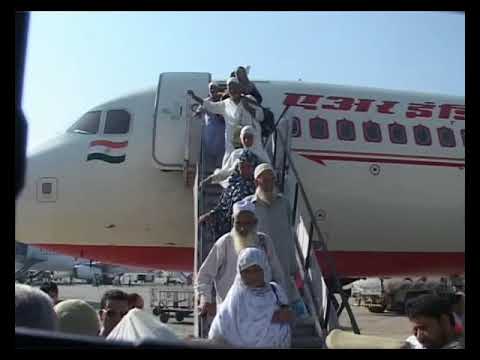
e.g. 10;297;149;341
184;102;360;348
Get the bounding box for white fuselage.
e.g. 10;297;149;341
15;77;465;277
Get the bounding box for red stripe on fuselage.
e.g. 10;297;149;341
35;244;464;277
292;148;464;162
299;153;464;168
90;140;128;148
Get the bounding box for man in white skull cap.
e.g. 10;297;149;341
244;163;305;315
188;76;264;165
195;198;289;319
192;81;226;167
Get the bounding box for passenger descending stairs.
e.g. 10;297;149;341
195;160;325;347
191;114;359;348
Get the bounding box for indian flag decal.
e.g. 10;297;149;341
87;140;128;164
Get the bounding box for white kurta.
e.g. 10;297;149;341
195;232;288;305
201;98;264;165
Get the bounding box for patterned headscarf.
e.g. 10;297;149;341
234;149;260;175
210;150;258;238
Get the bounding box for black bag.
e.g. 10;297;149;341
260;107;276;139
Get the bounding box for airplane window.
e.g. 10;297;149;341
363;121;382;143
414;125;432;146
104;110;131;134
437;127;456;148
42;182;52;195
336;119;355;141
388;123;407;144
309;117;328;139
460;129;465;147
67;111;101;134
292;117;301;137
37;178;57;202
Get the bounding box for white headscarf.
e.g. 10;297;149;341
240;125;255;137
208;248;291;348
107;309;180;345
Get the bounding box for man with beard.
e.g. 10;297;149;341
195;199;288;318
244;163;304;313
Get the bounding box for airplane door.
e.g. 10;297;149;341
153;72;211;170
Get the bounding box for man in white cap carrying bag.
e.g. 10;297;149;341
244;163;306;316
188;76;264;165
195;199;289;320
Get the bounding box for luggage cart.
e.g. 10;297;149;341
151;287;194;323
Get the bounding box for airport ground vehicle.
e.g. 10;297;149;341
151;287;194;323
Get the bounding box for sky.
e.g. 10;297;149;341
23;11;464;152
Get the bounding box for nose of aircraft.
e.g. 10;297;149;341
16;136;70;245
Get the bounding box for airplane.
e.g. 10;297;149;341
15;240;86;276
15;240;153;283
15;72;465;281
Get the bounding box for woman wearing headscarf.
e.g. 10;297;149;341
235;66;263;105
107;308;180;345
200;125;270;189
224;67;263;105
199;149;259;239
208;247;292;348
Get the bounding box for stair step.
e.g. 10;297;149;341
292;316;318;337
292;328;316;337
294;317;315;328
291;335;325;349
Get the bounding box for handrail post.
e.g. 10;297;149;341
281;146;288;193
291;183;299;225
272;130;278;168
324;292;331;330
183;96;193;187
305;221;314;271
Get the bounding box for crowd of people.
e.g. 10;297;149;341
14;280;465;349
15;65;464;349
15;282;180;344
